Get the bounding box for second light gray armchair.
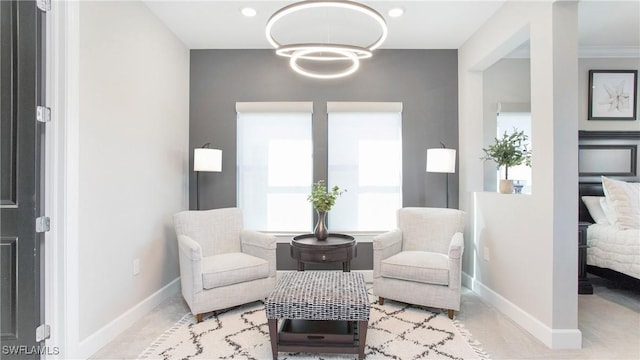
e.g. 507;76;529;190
173;207;277;322
373;207;465;319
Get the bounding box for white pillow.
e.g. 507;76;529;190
581;196;609;224
600;197;617;225
601;176;640;230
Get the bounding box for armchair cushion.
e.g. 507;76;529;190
380;251;449;286
202;252;269;290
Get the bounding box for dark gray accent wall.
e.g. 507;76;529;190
190;49;459;214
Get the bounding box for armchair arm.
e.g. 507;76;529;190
448;232;464;259
177;235;204;298
373;229;402;251
372;229;403;278
447;232;464;289
240;230;277;277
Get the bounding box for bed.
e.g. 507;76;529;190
578;131;640;283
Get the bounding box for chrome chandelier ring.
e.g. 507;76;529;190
266;0;387;79
276;44;372;61
265;0;387;51
289;48;360;79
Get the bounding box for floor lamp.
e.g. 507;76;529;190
194;143;222;210
426;145;456;208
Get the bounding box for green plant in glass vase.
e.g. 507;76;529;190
481;129;532;194
307;180;345;240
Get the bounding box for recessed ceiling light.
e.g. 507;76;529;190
241;7;257;17
388;8;404;18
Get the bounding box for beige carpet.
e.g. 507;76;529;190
138;293;490;360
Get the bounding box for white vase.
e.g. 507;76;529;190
499;179;514;194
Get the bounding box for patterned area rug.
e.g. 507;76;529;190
139;292;490;360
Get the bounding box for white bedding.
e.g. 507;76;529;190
587;223;640;280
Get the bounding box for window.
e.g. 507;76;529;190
327;102;403;232
496;104;532;193
236;102;313;232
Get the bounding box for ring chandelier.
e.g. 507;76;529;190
265;0;388;79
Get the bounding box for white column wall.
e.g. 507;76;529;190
548;3;579;335
66;1;189;357
459;1;580;349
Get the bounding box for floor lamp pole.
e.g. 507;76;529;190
445;173;449;208
196;171;201;210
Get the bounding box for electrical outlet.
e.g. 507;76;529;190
133;258;140;275
483;247;490;261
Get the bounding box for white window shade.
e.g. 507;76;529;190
236;101;313;113
327;102;402;113
327;105;402;232
237;103;312;232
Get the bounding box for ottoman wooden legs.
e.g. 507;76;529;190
357;320;368;359
268;319;278;360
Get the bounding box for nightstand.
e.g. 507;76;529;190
578;222;594;294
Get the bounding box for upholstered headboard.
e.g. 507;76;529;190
578;131;640;223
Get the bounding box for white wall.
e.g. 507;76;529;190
579;58;640;131
74;0;189;354
461;58;531;275
459;1;581;349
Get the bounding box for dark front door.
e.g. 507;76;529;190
1;0;46;358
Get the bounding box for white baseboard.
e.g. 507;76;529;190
470;278;581;349
77;278;181;359
550;329;583;349
462;271;473;289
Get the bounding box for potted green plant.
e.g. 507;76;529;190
481;129;532;194
307;180;345;240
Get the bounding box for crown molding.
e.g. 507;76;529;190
504;45;640;59
579;46;640;58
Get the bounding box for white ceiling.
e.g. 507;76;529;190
143;0;640;54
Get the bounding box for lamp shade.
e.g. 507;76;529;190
194;148;222;172
426;148;456;173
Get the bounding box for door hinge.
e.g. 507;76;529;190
36;216;50;233
36;106;51;123
36;324;51;342
37;0;51;12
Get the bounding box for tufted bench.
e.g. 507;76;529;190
265;271;370;359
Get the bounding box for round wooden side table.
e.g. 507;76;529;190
290;233;356;272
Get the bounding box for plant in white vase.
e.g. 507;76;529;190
481;129;532;194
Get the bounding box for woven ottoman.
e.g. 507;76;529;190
265;271;370;360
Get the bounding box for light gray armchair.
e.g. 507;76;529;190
373;207;465;319
173;207;277;322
